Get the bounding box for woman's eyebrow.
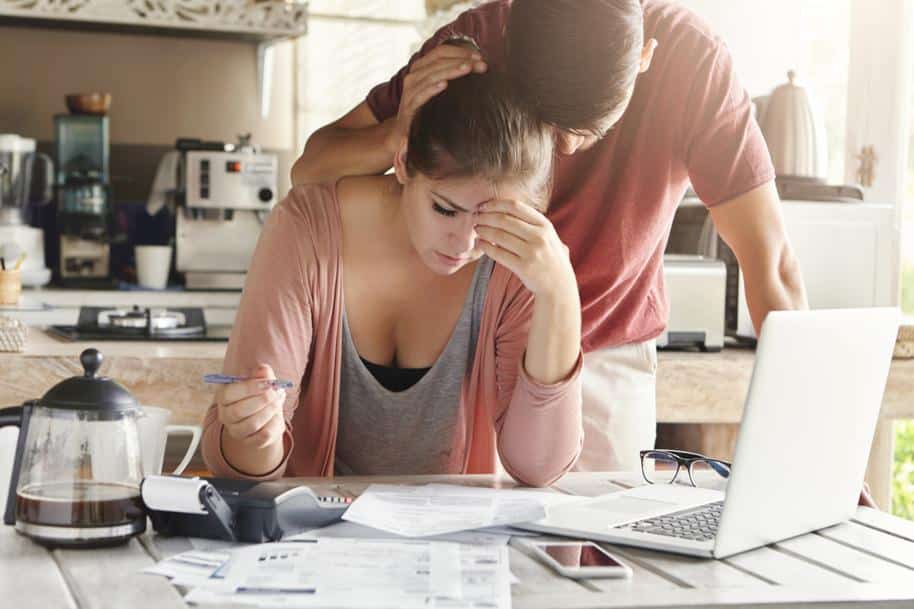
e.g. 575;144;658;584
430;190;471;213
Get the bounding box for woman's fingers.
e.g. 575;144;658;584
220;388;285;424
475;225;528;258
221;379;276;408
220;363;277;404
475;211;540;243
475;200;573;298
252;413;287;450
477;239;521;270
223;391;285;442
479;199;547;225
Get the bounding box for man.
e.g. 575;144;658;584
290;0;807;473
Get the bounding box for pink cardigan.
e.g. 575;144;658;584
201;184;584;486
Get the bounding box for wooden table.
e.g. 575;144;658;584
3;334;913;509
2;472;914;609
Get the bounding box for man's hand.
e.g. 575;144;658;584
385;43;487;155
859;482;878;509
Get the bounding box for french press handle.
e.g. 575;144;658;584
0;403;33;526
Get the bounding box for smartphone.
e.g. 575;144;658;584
528;541;633;579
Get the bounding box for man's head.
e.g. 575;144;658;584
507;0;655;155
393;68;553;275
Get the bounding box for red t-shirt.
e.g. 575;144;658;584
366;0;774;351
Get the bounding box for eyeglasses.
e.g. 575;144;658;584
640;449;731;488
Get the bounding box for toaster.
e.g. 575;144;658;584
657;254;727;351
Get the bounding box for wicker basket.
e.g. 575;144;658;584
0;316;27;353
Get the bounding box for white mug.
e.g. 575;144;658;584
135;245;172;290
137;405;202;476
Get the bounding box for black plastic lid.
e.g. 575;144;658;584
38;348;138;413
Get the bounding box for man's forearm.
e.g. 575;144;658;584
291;119;395;186
708;181;809;336
743;241;808;335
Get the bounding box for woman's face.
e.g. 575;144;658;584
400;171;534;276
400;173;493;275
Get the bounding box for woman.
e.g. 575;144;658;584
201;66;583;487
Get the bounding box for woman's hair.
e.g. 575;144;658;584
405;39;554;209
506;0;644;136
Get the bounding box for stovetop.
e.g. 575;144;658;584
48;306;231;342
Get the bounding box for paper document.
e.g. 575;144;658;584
143;550;233;588
179;538;511;609
342;483;583;537
286;519;511;546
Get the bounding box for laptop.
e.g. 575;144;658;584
518;308;899;558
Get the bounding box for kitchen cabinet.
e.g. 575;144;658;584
0;0;309;118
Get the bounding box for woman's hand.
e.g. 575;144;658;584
475;199;581;385
385;42;487;155
474;199;577;301
217;364;287;451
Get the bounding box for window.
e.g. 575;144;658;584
901;60;914;314
681;0;851;185
294;8;422;150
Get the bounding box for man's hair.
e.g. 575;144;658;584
406;44;554;208
507;0;644;136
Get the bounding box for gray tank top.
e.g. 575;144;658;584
335;257;494;476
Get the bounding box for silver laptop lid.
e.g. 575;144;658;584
713;308;899;558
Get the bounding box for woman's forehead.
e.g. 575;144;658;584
426;176;524;209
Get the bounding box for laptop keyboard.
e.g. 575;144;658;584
616;500;724;542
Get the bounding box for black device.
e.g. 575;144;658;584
141;476;351;543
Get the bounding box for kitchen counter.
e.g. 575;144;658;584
6;325;227;359
0;329;226;434
1;287;241;326
1;332;911;506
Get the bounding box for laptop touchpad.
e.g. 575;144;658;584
582;496;681;525
547;485;723;528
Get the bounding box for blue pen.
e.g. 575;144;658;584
203;374;294;390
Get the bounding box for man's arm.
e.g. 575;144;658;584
290;102;394;186
709;181;808;334
291;43;486;187
709;181;881;509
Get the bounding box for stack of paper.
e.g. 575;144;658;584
341;483;583;537
142;483;580;607
145;538;511;609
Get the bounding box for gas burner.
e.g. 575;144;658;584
48;306;231;342
70;306;206;338
98;307;187;331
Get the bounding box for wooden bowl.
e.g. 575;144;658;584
65;93;111;116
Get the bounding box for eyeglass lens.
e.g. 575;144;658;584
688;459;731;487
641;450;679;484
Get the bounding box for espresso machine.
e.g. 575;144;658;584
55;114;113;285
174;137;278;290
0;134;54;286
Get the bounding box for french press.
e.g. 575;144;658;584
0;348;146;547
